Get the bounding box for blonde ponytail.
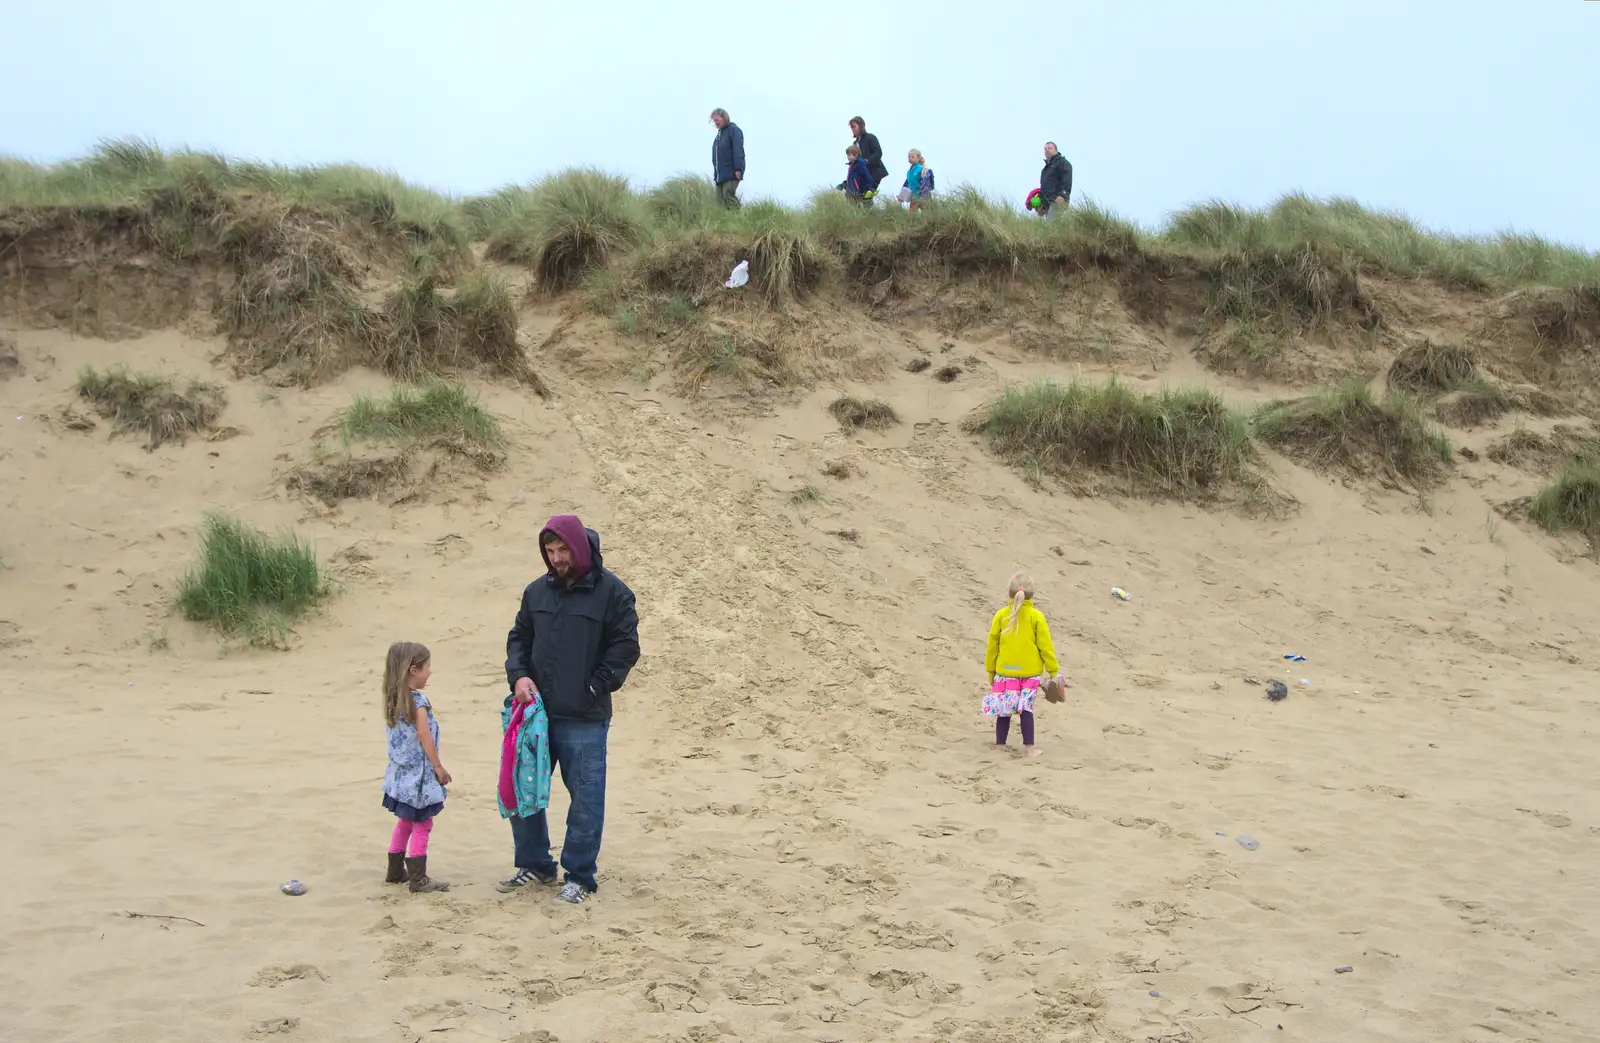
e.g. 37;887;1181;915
1004;571;1034;634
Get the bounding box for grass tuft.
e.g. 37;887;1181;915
481;170;644;291
76;366;224;448
1201;244;1377;374
1522;284;1600;347
1432;379;1515;428
1486;424;1600;474
1527;462;1600;548
176;513;325;645
1164;192;1599;289
747;224;826;305
646;175;718;228
829;396;900;431
790;485;826;506
288;455;412;505
1387;340;1481;395
336;381;503;450
969;378;1255;498
1385;340;1525;428
1253;379;1453;485
372;271;526;381
446;271;521;368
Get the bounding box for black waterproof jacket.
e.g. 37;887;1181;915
504;528;640;722
855;131;889;187
1040;153;1073;210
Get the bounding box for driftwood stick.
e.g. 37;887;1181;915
125;911;205;927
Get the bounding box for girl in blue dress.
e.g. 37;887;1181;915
381;642;451;893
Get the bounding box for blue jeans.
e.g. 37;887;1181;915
509;718;608;892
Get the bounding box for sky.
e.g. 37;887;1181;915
1;0;1595;248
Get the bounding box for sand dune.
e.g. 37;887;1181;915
3;319;1599;1043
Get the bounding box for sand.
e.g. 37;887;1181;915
2;322;1598;1043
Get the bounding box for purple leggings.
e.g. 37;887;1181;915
995;712;1035;746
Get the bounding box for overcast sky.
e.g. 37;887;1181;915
2;0;1594;248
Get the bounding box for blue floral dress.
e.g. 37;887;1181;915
382;691;446;821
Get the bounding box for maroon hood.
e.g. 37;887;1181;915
540;514;593;579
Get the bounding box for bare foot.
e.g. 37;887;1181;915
1023;745;1043;758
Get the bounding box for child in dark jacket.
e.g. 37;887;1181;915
841;146;875;204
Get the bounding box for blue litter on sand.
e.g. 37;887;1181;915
1237;835;1260;851
280;880;308;896
1284;654;1307;662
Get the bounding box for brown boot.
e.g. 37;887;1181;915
405;856;449;893
385;852;408;884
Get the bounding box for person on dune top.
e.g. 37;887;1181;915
848;116;890;188
842;145;876;204
710;108;745;209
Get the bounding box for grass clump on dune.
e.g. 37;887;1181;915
645;175;720;229
76;365;225;448
481;169;645;291
1386;339;1514;428
0;138;468;249
1527;462;1600;548
1486;425;1600;474
373;270;530;384
970;378;1255;498
1253;379;1452;486
295;382;505;504
1387;339;1480;394
2;140;496;386
176;513;325;646
336;381;504;450
829;396;900;432
1199;243;1378;374
1164;193;1600;290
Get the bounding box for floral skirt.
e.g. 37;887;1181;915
982;674;1045;717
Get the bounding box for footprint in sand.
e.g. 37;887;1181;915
645;981;704;1012
247;964;327;988
1516;807;1572;828
522;979;561;1006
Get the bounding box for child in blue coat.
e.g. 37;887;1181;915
841;145;876;205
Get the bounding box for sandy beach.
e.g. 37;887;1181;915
2;316;1597;1043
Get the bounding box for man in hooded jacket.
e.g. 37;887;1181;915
497;514;640;903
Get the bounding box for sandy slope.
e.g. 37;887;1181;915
2;319;1598;1043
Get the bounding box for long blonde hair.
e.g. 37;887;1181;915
908;148;925;165
1003;571;1035;635
383;641;431;728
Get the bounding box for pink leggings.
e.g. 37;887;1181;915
388;817;434;857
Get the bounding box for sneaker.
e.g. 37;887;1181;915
496;868;555;893
558;881;590;904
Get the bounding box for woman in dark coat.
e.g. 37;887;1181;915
848;116;890;188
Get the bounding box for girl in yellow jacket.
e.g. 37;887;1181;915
983;571;1065;756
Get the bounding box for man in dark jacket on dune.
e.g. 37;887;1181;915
1039;141;1073;216
497;514;640;904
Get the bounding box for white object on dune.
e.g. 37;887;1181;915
726;260;749;289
